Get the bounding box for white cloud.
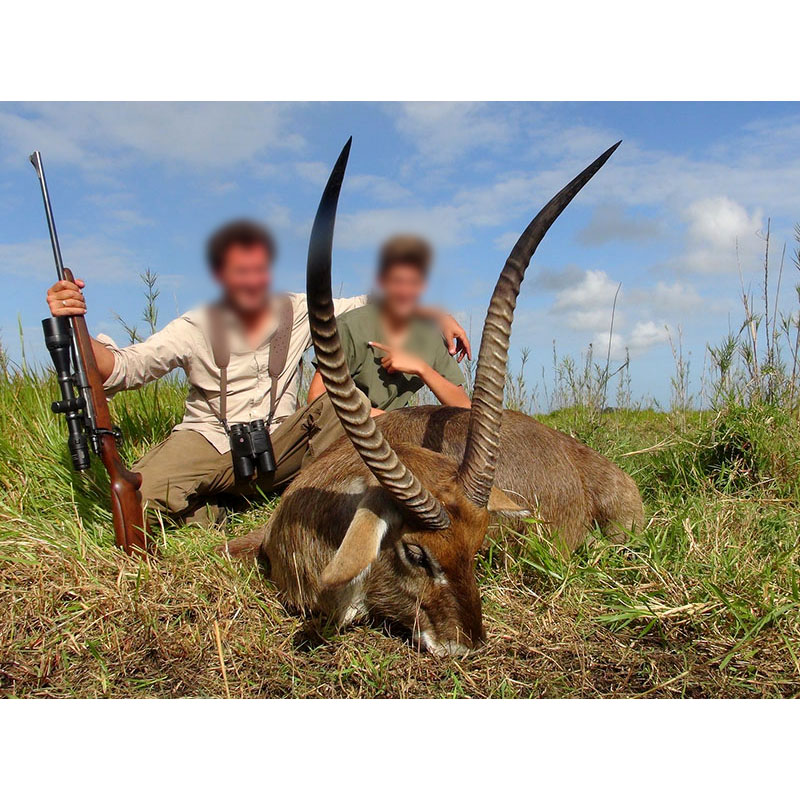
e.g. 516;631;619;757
107;208;153;228
334;160;598;253
686;196;762;251
335;205;463;250
347;174;412;204
0;103;304;171
294;163;412;205
493;230;520;251
293;161;329;184
627;320;670;354
552;269;622;331
678;196;764;274
545;269;679;360
576;202;662;245
0;236;143;283
590;328;627;360
390;102;513;165
262;201;293;230
209;180;238;195
591;320;670;360
453;172;546;227
628;280;704;312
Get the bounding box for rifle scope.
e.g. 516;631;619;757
42;316;91;471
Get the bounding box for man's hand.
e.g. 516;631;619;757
45;277;117;382
47;278;87;317
438;314;471;363
369;342;427;376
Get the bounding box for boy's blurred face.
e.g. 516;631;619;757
215;243;273;315
377;262;427;320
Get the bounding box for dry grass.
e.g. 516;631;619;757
1;370;799;698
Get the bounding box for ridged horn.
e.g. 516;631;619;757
306;138;450;529
459;141;622;507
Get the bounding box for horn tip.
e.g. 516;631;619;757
591;140;622;172
332;137;353;175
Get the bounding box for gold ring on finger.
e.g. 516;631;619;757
62;299;69;307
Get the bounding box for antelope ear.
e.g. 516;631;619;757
320;497;399;591
487;486;529;516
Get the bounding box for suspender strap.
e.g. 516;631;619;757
268;295;294;423
206;296;294;429
207;303;230;430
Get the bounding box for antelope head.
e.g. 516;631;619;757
307;138;620;654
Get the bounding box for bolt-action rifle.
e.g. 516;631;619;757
30;151;148;555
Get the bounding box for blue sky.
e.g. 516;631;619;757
2;102;799;406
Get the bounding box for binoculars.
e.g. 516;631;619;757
228;419;276;482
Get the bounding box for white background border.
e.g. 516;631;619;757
2;0;797;792
2;0;798;100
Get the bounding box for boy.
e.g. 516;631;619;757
308;234;471;415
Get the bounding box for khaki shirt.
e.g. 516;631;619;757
100;292;367;453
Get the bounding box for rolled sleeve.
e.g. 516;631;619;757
100;316;194;394
290;293;369;357
333;294;369;316
96;335;126;395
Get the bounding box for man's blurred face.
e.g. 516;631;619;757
377;262;427;320
215;243;272;315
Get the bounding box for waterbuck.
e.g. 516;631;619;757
227;139;644;655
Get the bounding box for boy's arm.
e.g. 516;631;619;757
307;368;386;416
416;307;472;363
419;365;471;409
369;342;471;409
307;369;326;404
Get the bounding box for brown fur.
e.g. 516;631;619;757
225;405;644;653
379;406;644;548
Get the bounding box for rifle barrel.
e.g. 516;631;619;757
29;151;66;282
30;151;94;426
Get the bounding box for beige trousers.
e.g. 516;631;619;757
134;394;343;524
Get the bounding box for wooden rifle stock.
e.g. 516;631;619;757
64;268;149;555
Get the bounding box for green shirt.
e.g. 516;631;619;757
333;303;466;412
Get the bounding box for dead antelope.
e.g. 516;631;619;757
227;138;644;655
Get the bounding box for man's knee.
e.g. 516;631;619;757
134;430;232;517
139;470;194;516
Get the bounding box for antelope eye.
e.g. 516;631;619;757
403;542;429;568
